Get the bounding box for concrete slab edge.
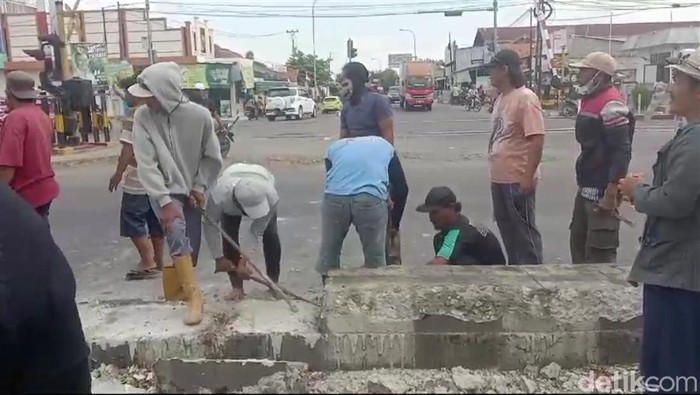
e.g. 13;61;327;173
88;328;639;372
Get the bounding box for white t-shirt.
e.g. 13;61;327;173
119;126;146;195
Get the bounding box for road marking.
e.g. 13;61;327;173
249;126;673;139
397;118;492;124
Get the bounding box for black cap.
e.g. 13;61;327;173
485;49;522;69
416;186;457;213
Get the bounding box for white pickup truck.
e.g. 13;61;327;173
265;87;317;121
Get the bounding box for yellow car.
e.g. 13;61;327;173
321;96;343;113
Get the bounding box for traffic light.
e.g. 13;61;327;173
347;38;357;60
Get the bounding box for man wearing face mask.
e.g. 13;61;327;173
339;62;409;266
569;52;634;264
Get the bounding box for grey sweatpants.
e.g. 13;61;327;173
316;193;388;275
491;183;543;265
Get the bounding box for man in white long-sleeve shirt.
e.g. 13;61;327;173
203;163;281;302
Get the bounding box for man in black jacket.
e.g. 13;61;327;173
569;52;633;264
417;186;505;266
0;184;91;393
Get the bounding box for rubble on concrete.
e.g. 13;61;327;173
95;362;641;394
539;362;562;380
242;364;641;394
91;364;156;393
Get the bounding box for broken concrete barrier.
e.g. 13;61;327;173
153;359;307;393
81;298;322;369
82;264;641;372
321;265;641;370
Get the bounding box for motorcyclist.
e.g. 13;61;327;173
189;83;222;130
466;84;479;108
245;93;259;119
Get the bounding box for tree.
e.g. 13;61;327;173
286;50;332;87
369;68;399;91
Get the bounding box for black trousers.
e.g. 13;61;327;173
388;154;408;229
222;213;282;287
490;183;543;265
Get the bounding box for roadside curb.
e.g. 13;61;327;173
52;151;120;167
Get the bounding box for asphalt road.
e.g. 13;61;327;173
52;103;675;302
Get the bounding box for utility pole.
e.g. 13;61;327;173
535;0;543;98
145;0;154;63
312;0;319;99
492;0;498;53
55;1;71;79
101;7;108;57
286;29;299;55
608;12;613;54
528;7;533;88
448;32;453;88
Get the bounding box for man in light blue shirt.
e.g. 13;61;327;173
316;136;395;282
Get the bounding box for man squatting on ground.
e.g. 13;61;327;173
417;186;506;265
569;52;634;264
485;49;545;265
619;45;700;393
203;163;282;302
339;62;409;266
109;75;166;280
128;61;223;326
316;135;396;284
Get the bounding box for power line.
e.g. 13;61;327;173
148;3;531;19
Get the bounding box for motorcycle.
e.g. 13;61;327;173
245;100;261;120
560;98;578;117
217;116;238;159
465;96;483;112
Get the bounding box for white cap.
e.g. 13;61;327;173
667;45;700;81
234;179;271;219
127;81;154;98
194;82;206;90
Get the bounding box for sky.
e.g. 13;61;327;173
83;0;700;73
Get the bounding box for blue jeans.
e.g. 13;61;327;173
316;193;388;275
149;194;202;262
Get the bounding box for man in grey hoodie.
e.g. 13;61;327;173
128;62;223;326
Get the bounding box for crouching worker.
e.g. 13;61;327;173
417;186;506;265
316;135;395;284
129;62;223;326
203;163;281;302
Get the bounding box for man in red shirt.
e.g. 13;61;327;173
0;71;59;219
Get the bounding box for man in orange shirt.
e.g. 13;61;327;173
485;49;545;265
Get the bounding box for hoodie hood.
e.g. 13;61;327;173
137;62;188;114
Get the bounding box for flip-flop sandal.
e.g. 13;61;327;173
125;268;160;281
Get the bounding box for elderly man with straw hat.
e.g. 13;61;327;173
618;46;700;392
568;52;634;265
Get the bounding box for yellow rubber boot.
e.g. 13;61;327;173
173;255;204;326
162;266;186;301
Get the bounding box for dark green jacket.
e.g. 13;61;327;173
628;122;700;292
